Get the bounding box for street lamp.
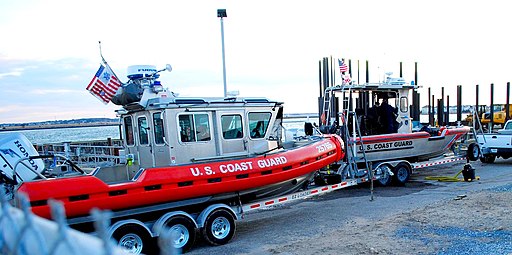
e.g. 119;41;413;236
217;9;227;97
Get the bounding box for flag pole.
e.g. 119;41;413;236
98;41;123;85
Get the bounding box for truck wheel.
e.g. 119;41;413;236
376;164;393;186
480;155;496;163
392;163;411;185
112;224;153;255
467;143;480;161
162;216;196;252
202;208;236;246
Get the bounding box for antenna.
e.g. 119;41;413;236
99;41;107;65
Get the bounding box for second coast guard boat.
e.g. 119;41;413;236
320;74;469;164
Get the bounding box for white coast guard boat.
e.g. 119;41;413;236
321;74;469;164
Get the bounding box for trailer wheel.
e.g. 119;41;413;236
480;155;496;163
202;208;236;246
392;163;411;185
376;165;393;186
112;224;153;255
161;216;196;252
467;143;480;161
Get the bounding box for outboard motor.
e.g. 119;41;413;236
0;133;45;184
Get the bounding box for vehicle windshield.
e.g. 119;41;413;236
493;105;503;112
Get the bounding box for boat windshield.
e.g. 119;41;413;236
248;112;271;139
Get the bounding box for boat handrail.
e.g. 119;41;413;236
191;153;249;163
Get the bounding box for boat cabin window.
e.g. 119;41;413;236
153;112;165;144
400;96;408;113
248;112;271;139
178;113;211;142
221;115;243;139
123;116;135;146
137;117;149;145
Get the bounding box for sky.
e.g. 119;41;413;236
1;0;512;124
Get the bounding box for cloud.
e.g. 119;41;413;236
0;71;22;79
2;0;512;124
30;89;79;95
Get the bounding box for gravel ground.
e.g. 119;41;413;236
189;159;512;255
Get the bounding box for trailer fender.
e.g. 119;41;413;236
151;211;198;234
108;219;153;238
372;160;411;171
196;204;239;228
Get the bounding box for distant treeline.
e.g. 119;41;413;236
0;118;119;131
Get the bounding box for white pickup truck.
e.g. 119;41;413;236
467;120;512;163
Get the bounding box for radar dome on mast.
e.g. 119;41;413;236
127;65;159;79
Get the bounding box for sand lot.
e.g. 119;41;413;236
190;159;512;255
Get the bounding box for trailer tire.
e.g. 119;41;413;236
480;155;496;163
467;143;480;161
161;216;196;253
202;208;236;246
112;224;153;255
392;163;411;185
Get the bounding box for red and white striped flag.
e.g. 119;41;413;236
86;64;121;104
338;58;348;73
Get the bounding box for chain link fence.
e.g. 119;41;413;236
0;188;180;255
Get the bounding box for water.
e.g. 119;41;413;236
420;113;465;124
1;120;305;145
1;126;120;144
0;114;466;145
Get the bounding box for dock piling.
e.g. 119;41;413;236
507;82;510;121
490;83;494;131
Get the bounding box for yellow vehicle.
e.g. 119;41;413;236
481;104;512;127
463;105;488;125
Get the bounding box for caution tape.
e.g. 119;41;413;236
242;179;359;212
412;156;466;169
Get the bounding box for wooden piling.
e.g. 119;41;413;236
437;99;443;127
412;62;420;121
318;60;323;97
349;59;352;78
366;60;369;83
476;84;479;117
428;87;432;125
446;95;450;125
357;60;360;84
490;83;494;130
431;95;435;125
441;87;445;126
457;85;462;122
507;82;510;121
332;57;336;86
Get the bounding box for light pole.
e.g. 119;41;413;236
217;9;228;97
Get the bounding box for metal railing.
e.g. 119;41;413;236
34;140;124;169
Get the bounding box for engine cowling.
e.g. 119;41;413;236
0;133;44;183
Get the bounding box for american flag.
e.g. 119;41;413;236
338;58;348;73
86;64;121;104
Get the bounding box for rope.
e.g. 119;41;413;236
425;169;480;182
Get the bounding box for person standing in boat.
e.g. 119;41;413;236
378;96;399;134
